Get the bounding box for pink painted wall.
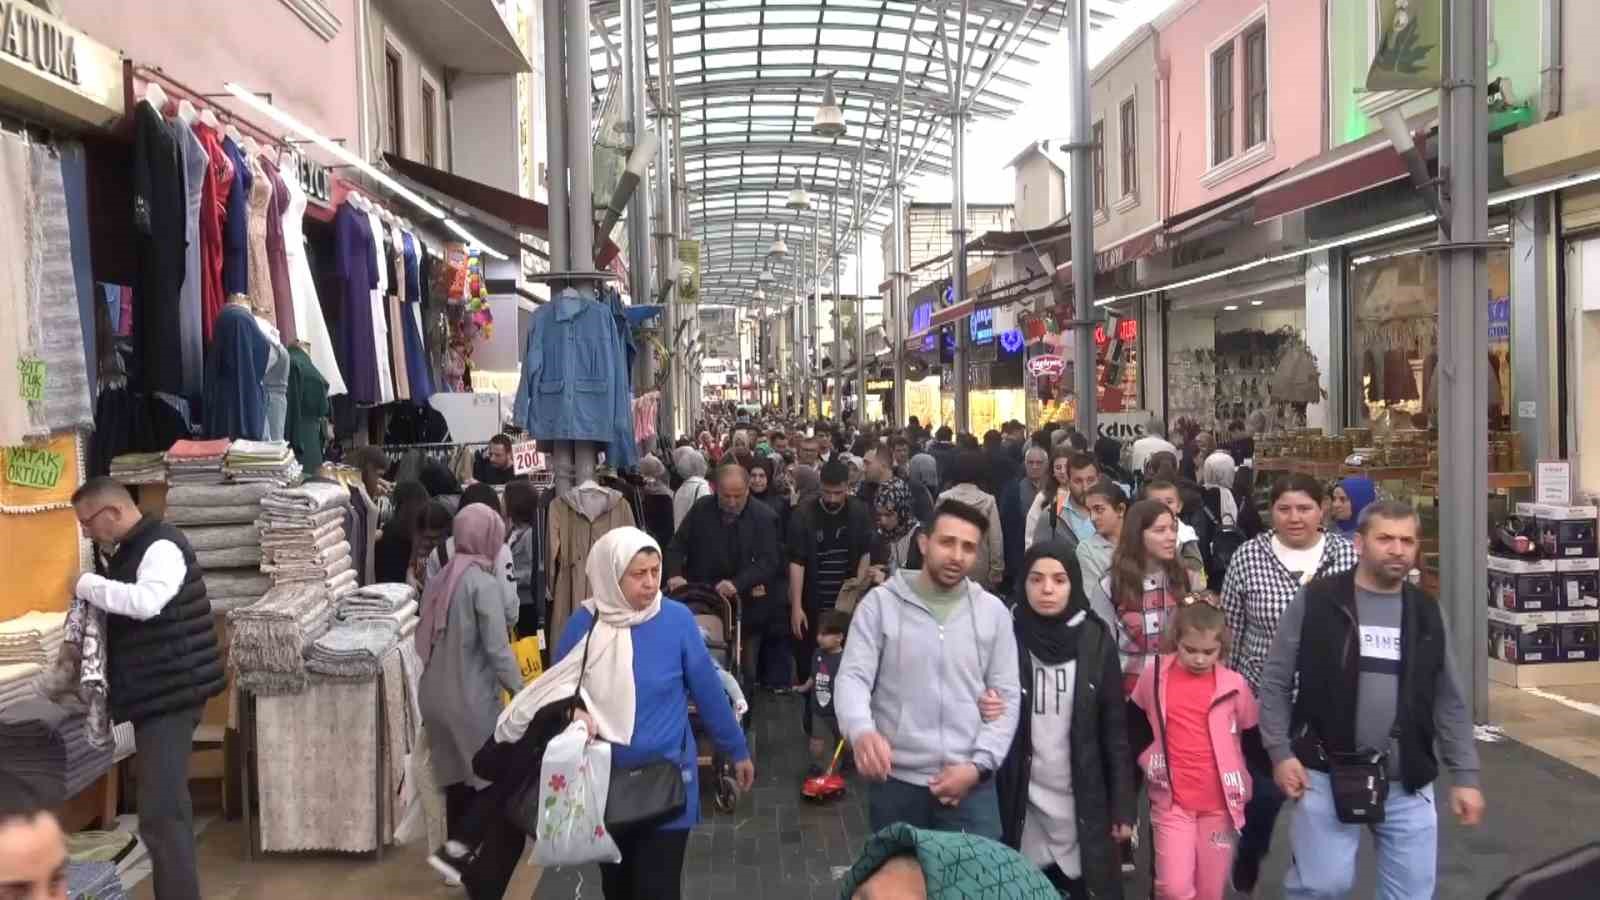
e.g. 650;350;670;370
1158;0;1325;218
59;0;361;146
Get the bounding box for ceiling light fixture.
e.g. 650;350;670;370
1222;304;1240;311
768;236;789;257
786;173;812;211
1249;299;1264;306
812;72;847;138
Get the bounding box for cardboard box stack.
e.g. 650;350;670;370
1489;504;1600;666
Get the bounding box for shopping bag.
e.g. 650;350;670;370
530;721;621;868
501;631;544;705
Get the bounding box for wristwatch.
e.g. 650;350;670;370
974;763;994;784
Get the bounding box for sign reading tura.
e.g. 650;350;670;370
0;1;80;84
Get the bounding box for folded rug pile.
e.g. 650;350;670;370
228;582;335;696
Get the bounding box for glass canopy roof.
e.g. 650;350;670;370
587;0;1132;309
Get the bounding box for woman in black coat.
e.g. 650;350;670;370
988;542;1137;900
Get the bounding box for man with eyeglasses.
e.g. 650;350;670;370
70;477;223;900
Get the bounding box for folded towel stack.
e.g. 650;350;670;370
0;662;42;713
165;481;273;612
165;439;232;485
109;452;166;485
337;583;418;622
228;582;337;696
0;699;115;807
305;618;404;681
224;440;303;485
0;612;66;666
258;483;354;599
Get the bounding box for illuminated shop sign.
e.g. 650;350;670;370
1093;318;1139;347
970;308;994;343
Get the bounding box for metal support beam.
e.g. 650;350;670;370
1067;0;1097;442
949;0;971;434
622;0;651;306
1438;0;1490;721
653;0;680;437
833;185;844;423
854;144;868;426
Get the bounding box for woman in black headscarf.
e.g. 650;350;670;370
989;542;1137;900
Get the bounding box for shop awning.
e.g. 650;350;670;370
1164;182;1261;240
910;222;1074;273
1054;222;1166;284
380;0;530;74
383;153;623;268
1251;113;1437;224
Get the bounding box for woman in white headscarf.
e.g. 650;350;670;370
670;446;711;529
496;527;753;899
1199;449;1240;524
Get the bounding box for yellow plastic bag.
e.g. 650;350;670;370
502;631;544;705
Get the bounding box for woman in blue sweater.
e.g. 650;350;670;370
553;527;753;899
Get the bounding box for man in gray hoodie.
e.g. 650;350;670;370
835;499;1023;841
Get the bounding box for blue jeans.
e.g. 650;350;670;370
1284;770;1437;899
867;776;1003;842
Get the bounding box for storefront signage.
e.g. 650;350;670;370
1056;228;1166;284
910;300;934;334
999;329;1024;354
866;379;893;392
16;357;43;402
1027;354;1065;378
970;307;995;344
1488;296;1510;342
4;445;63;489
1367;0;1441;92
0;3;121;127
511;440;543;475
1093;318;1139;347
1536;460;1572;505
1095;410;1153;443
298;153;333;206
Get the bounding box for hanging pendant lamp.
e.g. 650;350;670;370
786;173;812;211
812;73;847;138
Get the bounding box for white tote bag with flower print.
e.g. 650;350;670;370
531;721;622;867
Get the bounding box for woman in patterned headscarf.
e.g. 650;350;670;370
871;477;920;578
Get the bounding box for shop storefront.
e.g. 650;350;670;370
1163;262;1316;437
965;306;1026;436
1022;306;1144;430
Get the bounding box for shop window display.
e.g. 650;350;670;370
1025;311;1141;428
1165;297;1318;435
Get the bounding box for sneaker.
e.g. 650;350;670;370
428;841;472;885
1232;850;1261;895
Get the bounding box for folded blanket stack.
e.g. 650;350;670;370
166;482;274;612
0;662;41;713
67;860;127;900
337;583;418;622
228;582;336;695
164;439;232;485
0;699;115;807
224;439;303;485
258;482;355;598
0;612;66;666
109;452;166;485
306;618;404;681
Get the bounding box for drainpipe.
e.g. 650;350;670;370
1541;0;1562;119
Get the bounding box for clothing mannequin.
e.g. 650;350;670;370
143;81;168;111
176;99;198;124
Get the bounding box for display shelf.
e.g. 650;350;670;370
1421;469;1532;492
1489;657;1600;688
1257;458;1531;494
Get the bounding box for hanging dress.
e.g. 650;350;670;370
245;156;278;325
387;223;411;401
191;122;232;342
333;203;380;404
221;137;251;297
256;315;290;440
364;207;395;404
175;120;208;398
277;159;347;396
260;157;298;346
400;231;434;403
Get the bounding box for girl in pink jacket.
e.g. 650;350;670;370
1131;598;1258;900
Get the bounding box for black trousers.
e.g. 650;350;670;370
448;781;529;900
134;706;204;900
599;827;691;900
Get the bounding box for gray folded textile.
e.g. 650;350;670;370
204;569;272;598
182;524;260;551
207;594;262;614
258;508;346;532
229;583;333;696
166;504;262;526
167;482;276;508
261;482;350;515
266;540;350;567
260;522;343;550
305;619;401;680
195;545;263;569
340;599;417;625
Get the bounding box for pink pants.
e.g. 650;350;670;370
1150;804;1236;900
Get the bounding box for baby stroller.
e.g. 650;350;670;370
676;582;752;813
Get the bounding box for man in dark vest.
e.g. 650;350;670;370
72;477;224;900
1258;499;1485;899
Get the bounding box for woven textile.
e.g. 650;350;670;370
204;568;272;598
20;141;94;436
229;582;334;696
0;611;65;665
165;503;261;527
180;523;260;551
194;545;263;569
261;481;350;515
255;675;381;852
305;619;402;681
165;439;232;460
36;596;109;748
167;482;276;507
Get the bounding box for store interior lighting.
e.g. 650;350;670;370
786;173;812;211
768;235;789;257
224;82;507;260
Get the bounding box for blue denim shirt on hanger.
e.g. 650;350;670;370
515;287;637;466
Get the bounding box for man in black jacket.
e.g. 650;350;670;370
1259;500;1484;899
72;478;224;900
788;460;876;682
665;462;781;681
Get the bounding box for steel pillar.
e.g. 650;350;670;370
949;6;970;434
1067;0;1097;442
891;163;906;428
854;157;867;426
622;0;651;307
1438;0;1490;721
651;0;680;438
832;186;844;424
